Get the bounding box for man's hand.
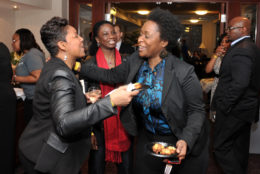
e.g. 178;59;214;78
110;85;139;107
176;140;187;161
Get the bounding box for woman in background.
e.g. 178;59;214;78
80;8;208;174
205;33;230;122
18;16;138;174
12;28;45;124
86;20;132;174
0;42;17;174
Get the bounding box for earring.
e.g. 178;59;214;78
64;54;68;61
159;49;168;58
97;42;100;47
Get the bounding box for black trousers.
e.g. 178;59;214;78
134;129;209;174
213;109;251;174
88;128;133;174
24;98;33;125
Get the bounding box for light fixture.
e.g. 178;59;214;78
190;19;199;23
195;10;208;15
13;4;19;10
137;10;150;15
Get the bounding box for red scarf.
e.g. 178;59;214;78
96;48;131;163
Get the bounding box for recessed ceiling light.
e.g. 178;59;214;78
190;19;199;23
195;10;208;15
137;10;150;15
13;5;18;9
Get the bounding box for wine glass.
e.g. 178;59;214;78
87;86;101;103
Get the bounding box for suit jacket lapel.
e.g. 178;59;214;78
162;56;174;104
126;55;144;83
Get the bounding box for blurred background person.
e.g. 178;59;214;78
0;42;17;174
87;20;133;174
12;28;45;124
114;24;135;56
18;16;138;174
205;33;230;122
80;8;208;174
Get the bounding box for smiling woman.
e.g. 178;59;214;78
18;16;139;174
80;8;208;174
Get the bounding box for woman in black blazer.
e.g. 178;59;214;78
81;8;208;174
0;42;17;174
18;17;138;174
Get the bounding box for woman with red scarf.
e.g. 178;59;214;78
86;20;132;174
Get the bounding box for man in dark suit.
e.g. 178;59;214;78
114;24;135;56
212;16;260;174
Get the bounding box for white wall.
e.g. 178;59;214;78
14;0;68;57
0;7;16;51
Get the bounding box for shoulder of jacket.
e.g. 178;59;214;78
51;69;73;81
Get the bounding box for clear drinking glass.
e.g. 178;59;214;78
87;86;101;103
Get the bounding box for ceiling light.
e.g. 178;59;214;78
195;10;208;15
190;19;199;23
137;10;150;15
13;4;18;9
156;2;161;5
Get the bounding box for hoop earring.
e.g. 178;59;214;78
64;54;68;61
159;49;168;59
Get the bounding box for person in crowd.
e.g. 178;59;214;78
212;16;260;174
12;28;45;124
114;24;135;56
205;33;231;122
18;16;138;174
80;8;208;174
0;42;17;174
86;20;133;174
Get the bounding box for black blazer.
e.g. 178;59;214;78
212;38;260;122
19;57;117;174
119;42;135;55
81;51;208;155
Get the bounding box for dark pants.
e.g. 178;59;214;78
213;109;251;174
134;129;209;174
24;99;33;125
88;128;133;174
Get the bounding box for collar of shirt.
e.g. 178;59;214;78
116;40;122;50
231;36;250;46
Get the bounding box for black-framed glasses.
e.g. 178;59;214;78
226;26;244;31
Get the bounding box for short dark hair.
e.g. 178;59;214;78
89;20;113;56
40;17;68;57
148;8;183;51
15;28;43;54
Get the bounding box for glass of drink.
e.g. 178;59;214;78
87;86;101;103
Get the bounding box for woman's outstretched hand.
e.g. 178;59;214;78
110;85;139;107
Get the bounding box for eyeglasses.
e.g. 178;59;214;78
12;39;19;43
226;26;243;31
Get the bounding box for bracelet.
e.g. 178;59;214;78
110;99;115;107
212;54;218;59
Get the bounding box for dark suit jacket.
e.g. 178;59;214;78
19;57;117;174
81;51;208;156
0;43;17;173
212;38;260;122
119;42;135;55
